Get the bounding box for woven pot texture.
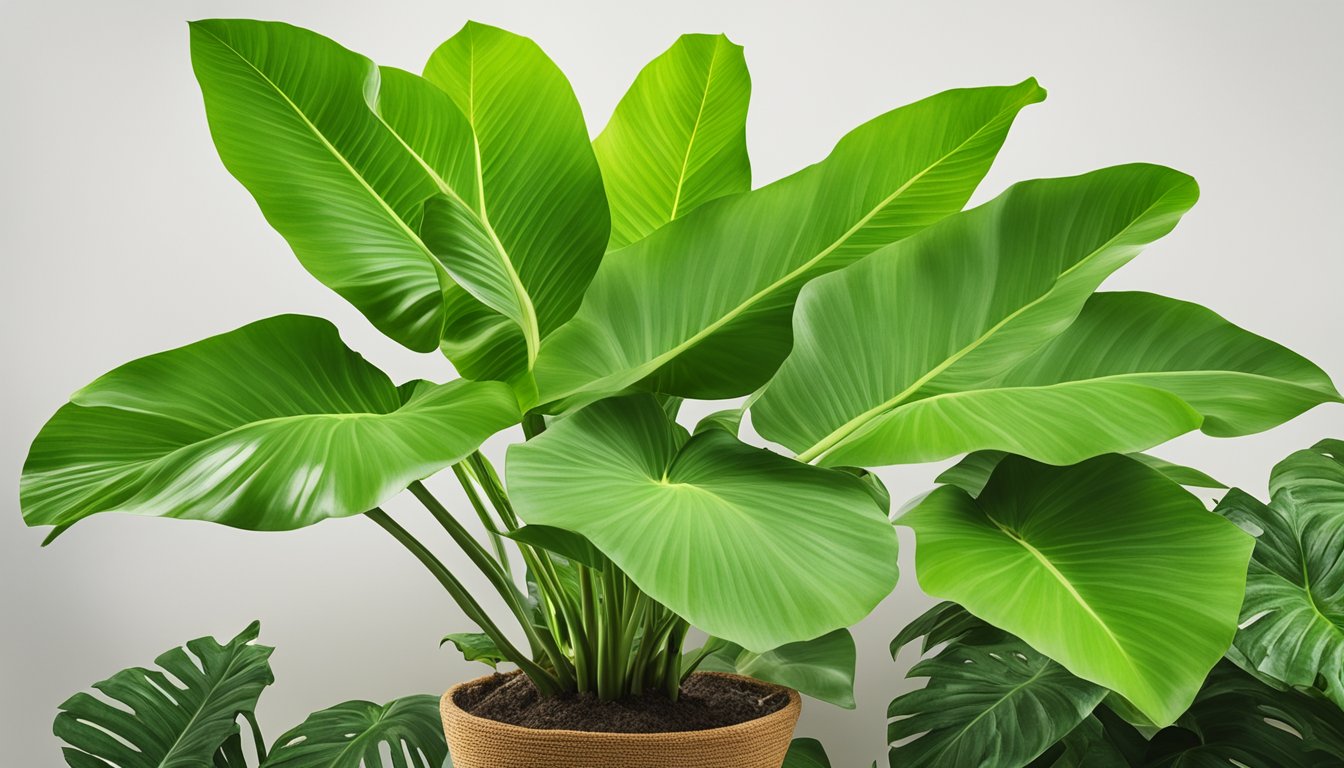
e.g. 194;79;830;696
440;671;802;768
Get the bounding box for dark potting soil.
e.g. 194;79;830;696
455;672;790;733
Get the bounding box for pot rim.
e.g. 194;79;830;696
440;670;801;741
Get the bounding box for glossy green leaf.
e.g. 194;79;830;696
535;80;1046;403
1024;713;1138;768
502;524;607;569
507;394;897;651
21;315;520;532
1146;662;1344;768
938;450;1226;497
55;623;273;768
901;454;1254;725
423;22;609;383
262;695;447;767
779;286;1339;466
783;738;832;768
595;33;751;249
701;629;857;708
888;618;1106;768
754;164;1205;465
441;633;507;669
191;20;469;354
1216;440;1344;708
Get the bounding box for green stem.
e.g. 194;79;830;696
243;711;267;764
367;508;561;695
451;464;512;578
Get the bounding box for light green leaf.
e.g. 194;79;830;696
507;394;897;651
938;449;1226;497
262;696;447;767
754;165;1205;466
502;524;607;569
21;315;520;532
783;738;832;768
190;19;473;354
535;80;1046;403
901;454;1254;725
55;623;274;768
595;33;751;249
887;615;1106;768
441;633;507;669
702;629;858;708
1216;440;1344;708
424;22;609;382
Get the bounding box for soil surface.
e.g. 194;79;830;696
455;672;790;733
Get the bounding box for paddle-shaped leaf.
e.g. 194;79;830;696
1216;439;1344;708
191;20;469;354
901;454;1253;725
423;22;609;384
21;315;519;532
535;80;1046;403
754;164;1210;465
888;607;1106;768
701;629;857;708
507;394;897;651
595;33;751;249
262;695;448;767
441;633;507;669
55;623;273;768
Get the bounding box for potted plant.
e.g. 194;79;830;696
19;18;1339;768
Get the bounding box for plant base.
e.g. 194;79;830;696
440;671;802;767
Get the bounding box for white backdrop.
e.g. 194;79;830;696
2;1;1341;764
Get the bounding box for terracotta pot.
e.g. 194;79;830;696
440;671;802;768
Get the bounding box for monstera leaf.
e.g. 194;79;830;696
901;454;1253;725
507;394;897;651
262;696;448;768
701;629;857;708
888;618;1107;768
422;22;609;388
756;165;1338;467
1216;439;1344;708
783;738;832;768
594;33;751;249
1145;662;1344;767
54;623;273;768
534;79;1045;403
21;315;519;533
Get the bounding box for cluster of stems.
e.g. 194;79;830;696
367;443;696;701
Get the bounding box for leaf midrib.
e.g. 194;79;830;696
795;187;1183;464
985;512;1140;679
555;87;1039;399
668;38;724;221
928;660;1052;764
158;646;259;768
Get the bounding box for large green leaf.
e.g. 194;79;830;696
55;623;274;768
1146;662;1344;767
1216;440;1344;708
191;20;469;354
262;696;447;767
595;33;751;249
423;22;609;385
507;394;897;651
753;164;1207;465
21;315;519;532
937;450;1226;497
887;610;1106;768
901;454;1254;725
701;629;857;708
534;80;1046;403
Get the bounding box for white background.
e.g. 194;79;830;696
2;1;1341;764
